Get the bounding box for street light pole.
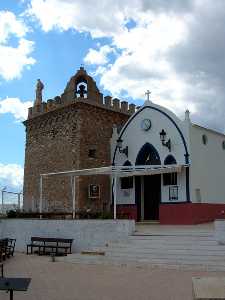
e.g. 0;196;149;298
1;187;7;214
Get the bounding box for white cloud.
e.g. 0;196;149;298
0;11;35;80
26;0;191;115
0;38;35;80
0;163;23;189
84;45;115;65
0;10;28;44
25;0;225;131
26;0;129;37
99;14;190;113
0;97;33;121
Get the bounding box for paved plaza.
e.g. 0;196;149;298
1;252;225;300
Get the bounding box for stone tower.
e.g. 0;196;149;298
23;67;136;214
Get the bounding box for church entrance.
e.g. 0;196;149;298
135;175;161;221
135;143;161;221
143;175;161;220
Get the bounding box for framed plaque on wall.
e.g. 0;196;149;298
88;184;100;198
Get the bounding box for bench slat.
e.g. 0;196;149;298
27;237;73;256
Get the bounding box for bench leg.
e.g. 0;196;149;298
0;264;3;277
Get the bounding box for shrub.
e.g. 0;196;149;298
6;210;18;218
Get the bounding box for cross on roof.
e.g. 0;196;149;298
145;90;151;101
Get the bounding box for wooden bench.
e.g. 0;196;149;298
0;238;16;261
5;239;16;258
0;239;8;262
27;237;73;256
0;264;3;277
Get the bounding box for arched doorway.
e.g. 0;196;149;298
135;143;161;221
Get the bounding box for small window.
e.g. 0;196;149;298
169;186;178;201
202;134;208;145
88;149;96;158
121;177;133;189
163;173;177;186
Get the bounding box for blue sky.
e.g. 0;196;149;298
1;0;225;194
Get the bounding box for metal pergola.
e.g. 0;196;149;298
40;164;188;219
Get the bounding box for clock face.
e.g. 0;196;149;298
141;119;152;131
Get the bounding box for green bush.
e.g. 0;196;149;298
6;210;18;218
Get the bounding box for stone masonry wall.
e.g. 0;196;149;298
77;102;130;212
23;101;130;213
23;104;81;211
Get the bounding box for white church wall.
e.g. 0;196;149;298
112;102;189;204
116;177;135;205
189;125;225;203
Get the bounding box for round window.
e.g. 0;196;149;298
222;141;225;150
202;134;208;145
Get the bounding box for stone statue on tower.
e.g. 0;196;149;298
35;79;44;106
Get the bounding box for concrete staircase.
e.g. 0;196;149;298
59;224;225;271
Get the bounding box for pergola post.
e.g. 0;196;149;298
39;175;43;219
71;176;76;219
113;176;117;220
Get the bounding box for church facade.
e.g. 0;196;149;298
23;67;225;224
112;99;225;224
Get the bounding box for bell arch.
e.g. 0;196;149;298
75;76;87;98
135;143;161;165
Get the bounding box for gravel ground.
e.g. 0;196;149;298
1;252;225;300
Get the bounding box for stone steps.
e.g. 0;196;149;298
59;254;225;271
66;253;225;266
111;239;218;247
103;243;224;251
58;225;225;271
133;232;213;237
104;251;225;261
102;248;225;256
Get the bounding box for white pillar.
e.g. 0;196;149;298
39;175;43;219
113;176;117;220
18;193;20;210
71;176;76;219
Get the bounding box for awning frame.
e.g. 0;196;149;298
39;164;189;220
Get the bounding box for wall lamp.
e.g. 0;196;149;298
116;137;128;157
159;129;171;152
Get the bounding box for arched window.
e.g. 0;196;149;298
164;155;177;165
123;160;132;167
121;160;133;189
135;143;161;165
163;155;177;186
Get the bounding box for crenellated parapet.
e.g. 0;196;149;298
28;94;136;119
28;67;137;119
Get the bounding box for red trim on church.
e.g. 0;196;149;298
159;203;225;225
116;203;225;224
116;204;137;220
